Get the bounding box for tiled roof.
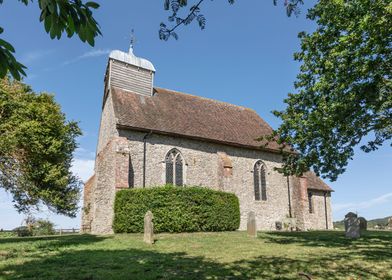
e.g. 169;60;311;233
305;172;333;192
111;87;284;152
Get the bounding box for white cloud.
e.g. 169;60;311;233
63;49;111;65
20;50;54;64
333;192;392;212
71;158;95;182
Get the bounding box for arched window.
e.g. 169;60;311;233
165;149;184;186
308;191;313;213
254;161;267;201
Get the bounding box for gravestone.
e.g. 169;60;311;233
344;212;357;232
247;211;257;237
344;212;360;239
358;217;367;231
388;218;392;230
144;210;154;244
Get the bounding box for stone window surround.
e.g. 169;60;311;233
164;148;187;186
252;159;268;202
308;191;314;214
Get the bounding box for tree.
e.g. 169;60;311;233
0;0;302;80
159;0;303;40
270;0;391;181
0;0;101;80
0;77;82;216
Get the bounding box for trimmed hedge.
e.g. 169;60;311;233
113;185;240;233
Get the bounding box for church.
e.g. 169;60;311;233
82;46;333;234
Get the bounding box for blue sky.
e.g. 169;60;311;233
0;0;391;229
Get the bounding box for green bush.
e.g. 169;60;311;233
113;185;240;233
14;226;33;237
33;219;55;236
13;219;56;237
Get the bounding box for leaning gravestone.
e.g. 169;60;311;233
144;210;154;244
358;217;367;232
344;212;357;232
388;218;392;230
247;211;257;237
344;212;360;239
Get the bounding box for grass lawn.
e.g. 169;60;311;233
0;231;391;280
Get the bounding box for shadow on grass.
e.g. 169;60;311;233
0;234;109;244
1;249;389;280
1;235;392;279
0;232;392;280
263;230;392;261
263;230;392;246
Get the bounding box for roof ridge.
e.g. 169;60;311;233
154;87;256;113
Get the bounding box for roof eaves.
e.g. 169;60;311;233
116;123;286;154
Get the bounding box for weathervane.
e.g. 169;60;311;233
129;29;136;54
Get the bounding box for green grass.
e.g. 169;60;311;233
0;231;392;279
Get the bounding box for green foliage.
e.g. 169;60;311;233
113;185;240;233
1;0;303;78
271;0;392;181
13;226;33;237
0;230;16;238
0;0;101;80
13;218;56;237
0;77;82;216
33;219;56;236
159;0;303;40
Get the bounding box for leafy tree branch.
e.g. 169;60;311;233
269;0;391;181
159;0;304;40
0;0;101;80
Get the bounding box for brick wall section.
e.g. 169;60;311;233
81;175;95;233
90;137;131;234
291;176;308;230
305;191;333;230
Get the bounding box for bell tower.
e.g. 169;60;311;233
104;34;156;99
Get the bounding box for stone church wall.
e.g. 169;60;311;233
117;130;332;231
305;191;333;230
96;92;118;155
86;126;333;233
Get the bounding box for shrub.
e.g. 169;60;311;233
33;219;56;236
14;226;33;237
113;185;240;233
13;219;56;237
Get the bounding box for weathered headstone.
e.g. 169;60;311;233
388;218;392;230
247;211;257;237
358;217;367;231
144;210;154;244
344;212;357;232
344;212;360;239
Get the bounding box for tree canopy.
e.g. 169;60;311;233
159;0;303;40
0;77;81;216
0;0;101;80
0;0;301;80
271;0;391;181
